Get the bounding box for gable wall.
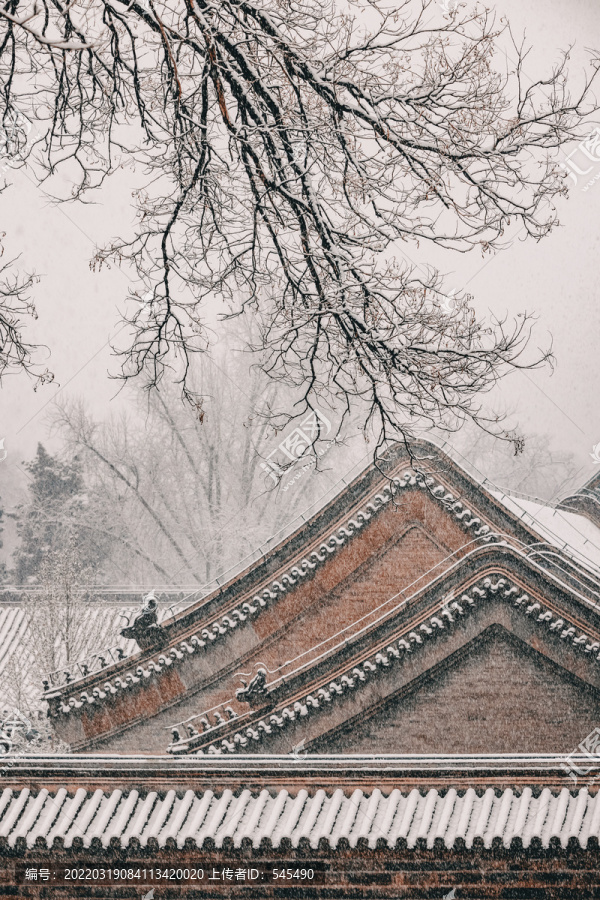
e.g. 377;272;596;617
316;629;600;755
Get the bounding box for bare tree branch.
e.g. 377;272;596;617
1;0;598;448
0;219;53;386
0;5;92;49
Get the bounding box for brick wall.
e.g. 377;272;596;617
317;627;600;755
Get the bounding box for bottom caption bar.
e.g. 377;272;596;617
16;864;326;886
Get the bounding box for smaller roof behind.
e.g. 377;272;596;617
0;606;139;709
489;490;600;575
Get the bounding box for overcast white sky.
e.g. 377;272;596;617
1;0;599;499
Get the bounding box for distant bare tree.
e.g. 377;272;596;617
0;539;98;745
22;539;98;678
1;659;71;753
444;423;580;503
2;657;35;721
52;348;356;585
0;0;598;452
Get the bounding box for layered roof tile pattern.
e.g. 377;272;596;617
1;784;599;851
0;606;138;708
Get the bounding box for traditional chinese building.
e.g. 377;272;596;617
3;440;600;896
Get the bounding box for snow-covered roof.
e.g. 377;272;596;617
1;777;598;851
489;491;600;575
0;606;139;709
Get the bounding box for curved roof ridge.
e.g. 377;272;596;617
48;462;500;715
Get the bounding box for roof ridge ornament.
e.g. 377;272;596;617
119;591;167;651
235;667;269;706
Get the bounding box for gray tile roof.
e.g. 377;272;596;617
0;606;139;707
1;783;599;851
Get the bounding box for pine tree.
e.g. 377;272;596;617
13;444;110;584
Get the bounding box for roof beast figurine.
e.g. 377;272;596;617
235;667;268;705
120;591;166;651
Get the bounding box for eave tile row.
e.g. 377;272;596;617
0;785;598;852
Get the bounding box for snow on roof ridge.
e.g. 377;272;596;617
489;489;600;577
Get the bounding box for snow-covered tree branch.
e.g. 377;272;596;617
0;220;53;386
1;0;598;452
